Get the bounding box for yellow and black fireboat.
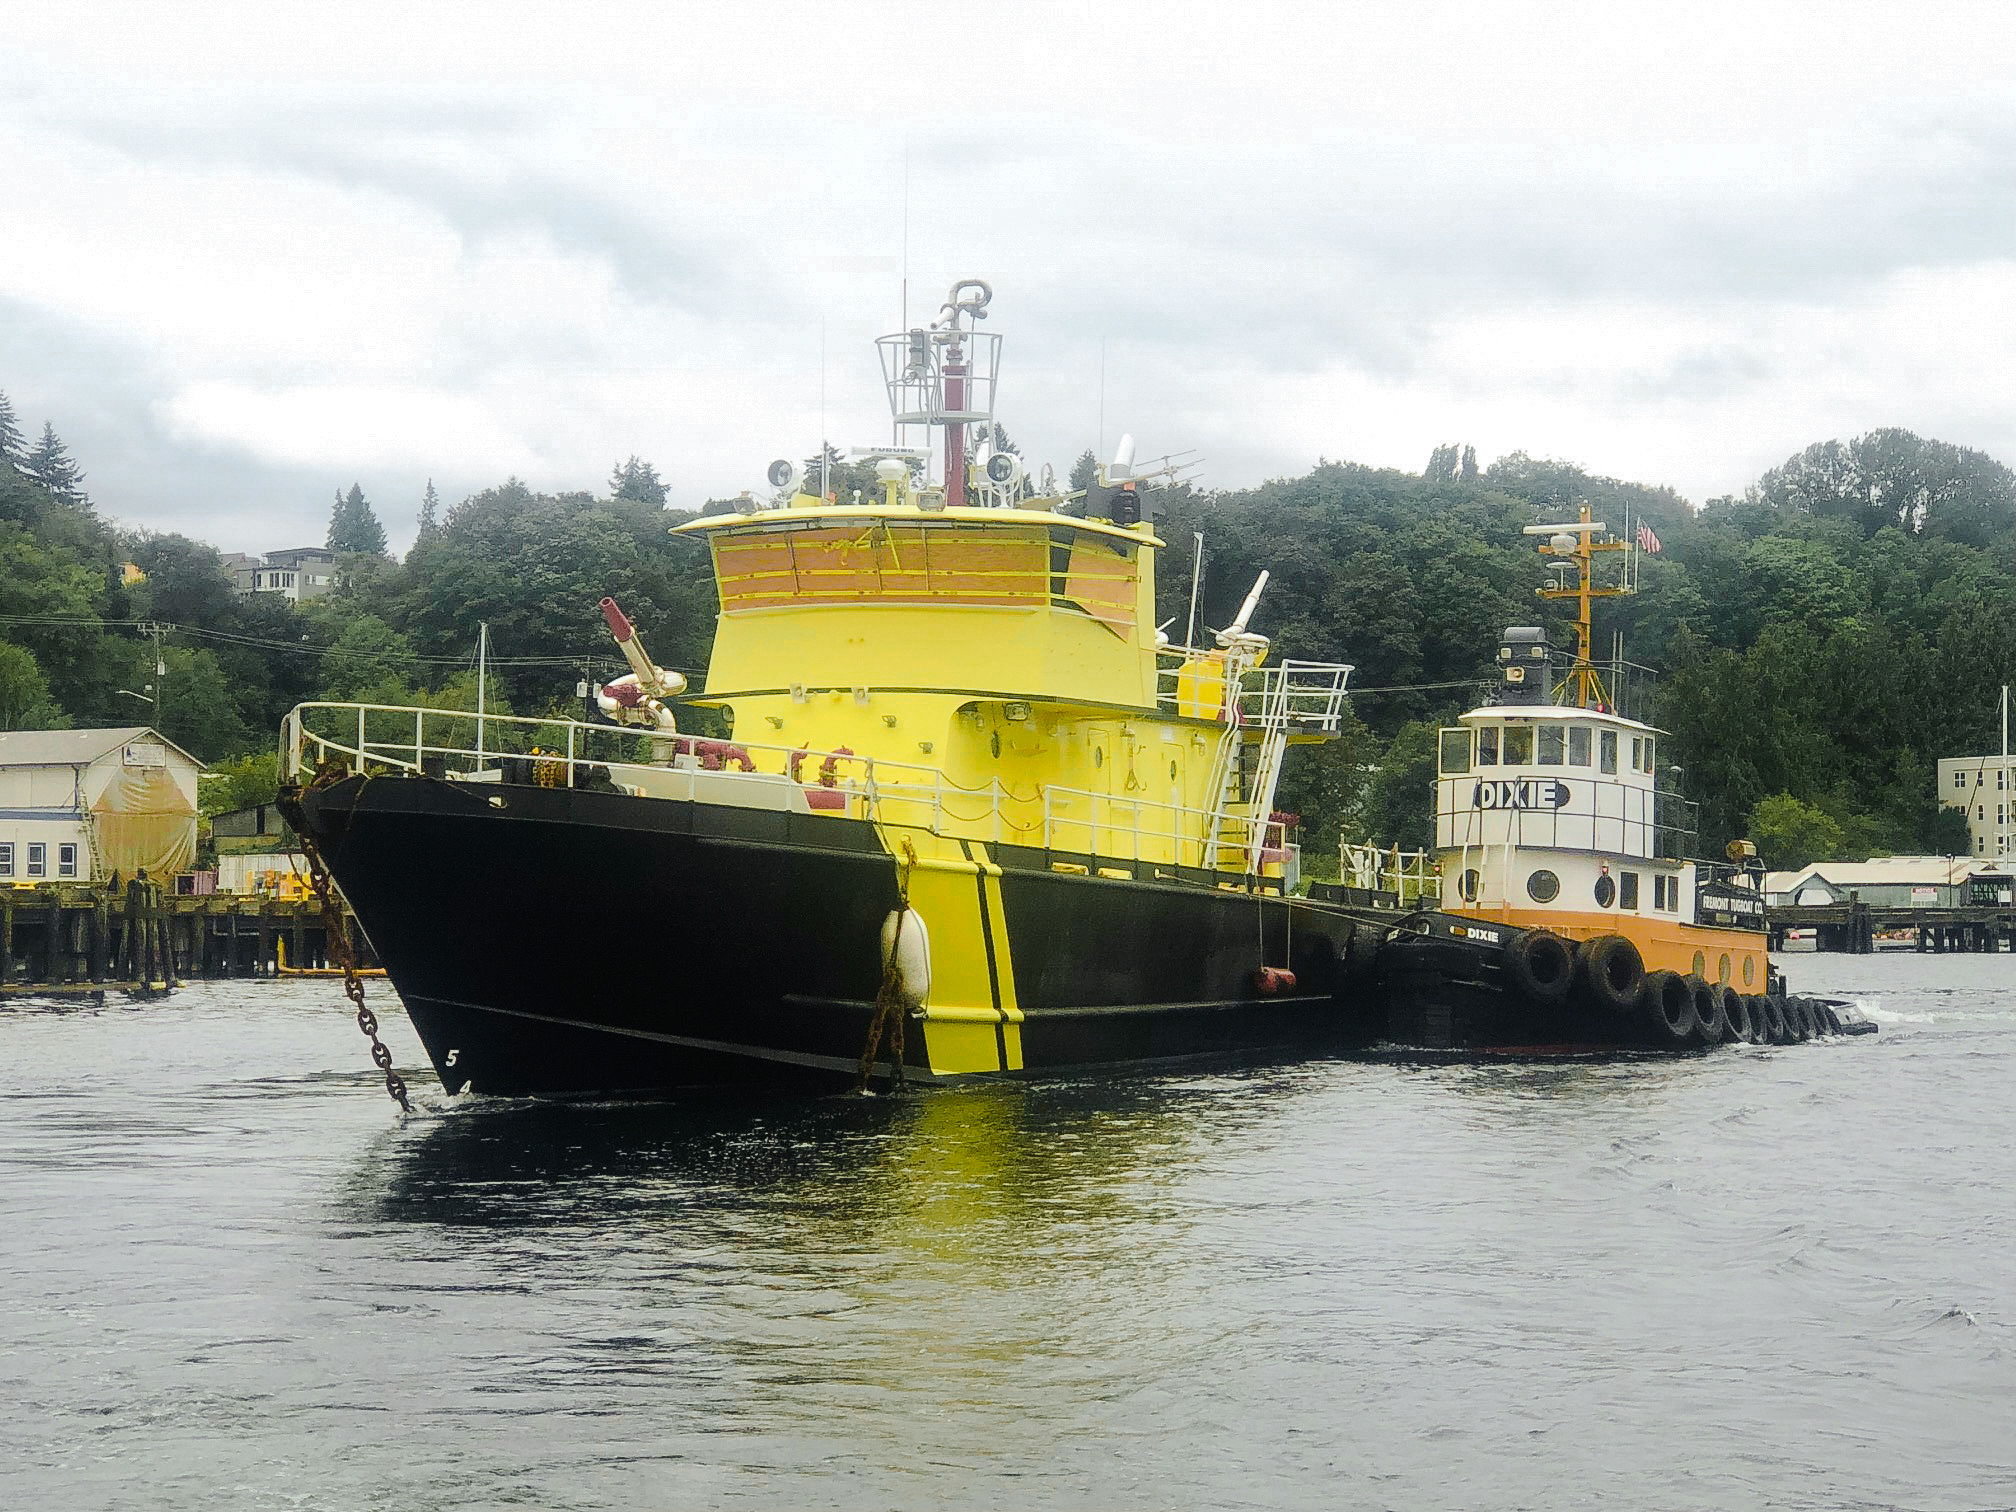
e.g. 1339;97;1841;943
278;281;1390;1094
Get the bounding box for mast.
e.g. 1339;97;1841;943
1524;505;1630;711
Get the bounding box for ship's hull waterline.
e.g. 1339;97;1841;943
287;776;1384;1096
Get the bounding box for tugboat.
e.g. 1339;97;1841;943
279;281;1391;1095
1373;509;1872;1050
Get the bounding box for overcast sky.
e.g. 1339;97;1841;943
8;0;2016;555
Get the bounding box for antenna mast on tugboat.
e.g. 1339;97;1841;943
1522;504;1630;711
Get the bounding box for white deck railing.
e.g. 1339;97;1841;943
280;702;1293;876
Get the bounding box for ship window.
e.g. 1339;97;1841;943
1717;953;1732;984
27;843;45;878
1743;955;1756;985
1476;726;1498;766
1630;736;1643;771
1569;726;1591;766
1502;725;1533;765
1439;728;1472;774
1619;871;1639;909
1600;730;1618;774
1692;950;1706;977
1458;868;1481;901
1537;725;1564;765
0;842;11;876
1642;738;1656;773
58;843;77;878
1594;872;1616;907
1954;772;1966;789
1526;869;1560;903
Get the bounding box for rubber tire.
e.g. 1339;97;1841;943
1816;1001;1842;1036
1347;924;1386;979
1784;996;1813;1043
1760;995;1788;1044
1718;985;1751;1044
1504;930;1575;1005
1688;976;1726;1046
1741;994;1771;1045
1578;934;1646;1014
1639;969;1697;1047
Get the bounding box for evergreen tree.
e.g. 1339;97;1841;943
1069;448;1099;493
0;390;25;472
24;422;87;505
327;482;388;555
609;456;669;507
416;479;440;544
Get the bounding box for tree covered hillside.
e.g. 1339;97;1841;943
2;380;2008;872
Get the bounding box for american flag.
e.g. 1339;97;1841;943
1636;522;1662;555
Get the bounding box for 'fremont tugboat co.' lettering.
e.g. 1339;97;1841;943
1471;778;1572;810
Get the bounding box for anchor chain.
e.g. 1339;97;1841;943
292;777;411;1113
856;838;919;1095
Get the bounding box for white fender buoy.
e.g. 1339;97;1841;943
879;907;931;1008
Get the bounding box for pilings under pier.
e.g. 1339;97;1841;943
1768;900;2016;954
0;883;374;996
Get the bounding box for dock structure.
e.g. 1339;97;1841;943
1765;900;2015;954
0;881;372;996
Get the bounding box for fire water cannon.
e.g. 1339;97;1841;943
1214;570;1272;663
596;596;688;732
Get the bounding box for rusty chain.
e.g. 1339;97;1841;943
292;773;411;1113
855;838;918;1095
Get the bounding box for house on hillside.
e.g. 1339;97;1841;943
227;546;338;603
0;727;202;884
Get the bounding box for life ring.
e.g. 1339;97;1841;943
1717;985;1751;1044
1638;969;1696;1046
1576;934;1644;1013
1502;930;1574;1005
1687;976;1726;1046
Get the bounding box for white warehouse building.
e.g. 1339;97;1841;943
0;728;203;884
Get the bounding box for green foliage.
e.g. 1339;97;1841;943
1748;793;1846;870
327;483;388;556
0;643;67;730
1068;449;1098;494
319;615;415;699
23;421;87;506
0;388;24;466
609;456;669;506
416;479;440;545
200;751;280;818
1359;720;1443;853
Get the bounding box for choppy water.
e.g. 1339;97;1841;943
3;954;2013;1511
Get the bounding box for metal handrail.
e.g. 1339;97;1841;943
280;702;1289;873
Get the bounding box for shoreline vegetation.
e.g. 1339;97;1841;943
1;388;2001;875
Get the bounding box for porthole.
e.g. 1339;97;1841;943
1718;953;1732;984
1593;873;1616;908
1691;950;1706;978
1526;869;1560;903
1742;955;1756;986
1459;868;1481;902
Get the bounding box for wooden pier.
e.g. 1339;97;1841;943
0;881;373;996
1767;900;2015;954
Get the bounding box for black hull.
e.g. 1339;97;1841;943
286;776;1385;1096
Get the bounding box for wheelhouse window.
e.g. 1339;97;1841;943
1600;730;1618;774
57;843;77;879
1476;726;1499;766
1569;726;1591;766
27;843;45;878
1537;725;1565;765
0;842;11;877
1642;737;1656;773
1630;736;1644;771
1954;771;1967;789
1620;871;1640;909
1502;725;1534;765
1438;728;1472;775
